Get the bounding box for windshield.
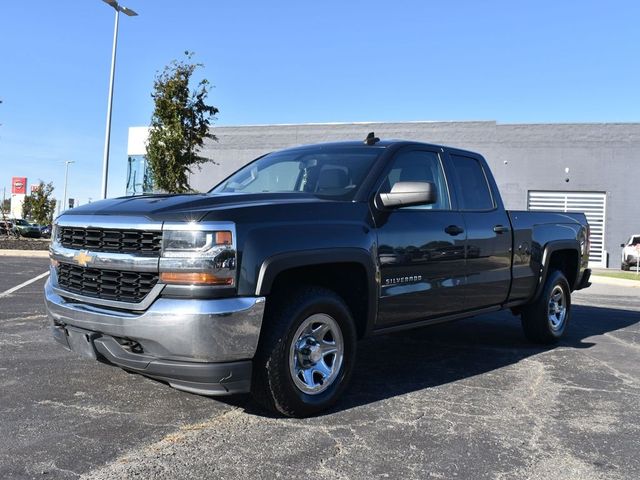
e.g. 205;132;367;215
210;146;383;200
15;219;29;226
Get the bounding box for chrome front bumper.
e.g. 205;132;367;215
44;278;266;395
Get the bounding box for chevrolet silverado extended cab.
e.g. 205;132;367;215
45;136;591;417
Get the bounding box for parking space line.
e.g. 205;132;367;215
0;271;50;299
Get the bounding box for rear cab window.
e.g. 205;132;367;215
449;154;495;211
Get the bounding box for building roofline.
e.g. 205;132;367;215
129;119;640;130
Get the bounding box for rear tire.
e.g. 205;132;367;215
621;262;629;271
521;270;571;344
251;286;357;417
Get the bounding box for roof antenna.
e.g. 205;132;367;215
364;132;380;145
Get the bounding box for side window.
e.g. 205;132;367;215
381;150;450;210
451;155;495;210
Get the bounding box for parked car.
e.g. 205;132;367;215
29;223;52;238
620;234;640;270
40;224;52;238
45;136;592;417
12;218;42;238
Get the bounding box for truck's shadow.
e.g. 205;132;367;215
338;304;639;414
232;304;639;416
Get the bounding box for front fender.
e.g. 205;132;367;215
255;248;377;296
253;247;379;338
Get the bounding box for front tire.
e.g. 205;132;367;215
251;286;357;417
521;270;571;344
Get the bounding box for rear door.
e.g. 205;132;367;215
447;152;512;309
374;147;467;327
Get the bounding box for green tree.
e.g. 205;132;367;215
146;52;219;193
22;181;56;225
22;195;33;219
1;198;10;218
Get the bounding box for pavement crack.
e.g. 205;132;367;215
581;351;639;388
51;462;81;479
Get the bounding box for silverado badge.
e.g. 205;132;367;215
73;250;94;267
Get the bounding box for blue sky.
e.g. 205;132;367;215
1;0;639;206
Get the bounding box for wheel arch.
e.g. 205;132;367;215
255;248;378;339
534;240;581;301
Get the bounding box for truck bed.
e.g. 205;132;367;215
507;210;589;304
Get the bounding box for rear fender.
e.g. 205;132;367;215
533;240;581;301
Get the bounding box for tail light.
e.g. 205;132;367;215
583;225;591;258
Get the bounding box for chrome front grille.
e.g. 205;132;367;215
56;263;159;303
59;227;162;256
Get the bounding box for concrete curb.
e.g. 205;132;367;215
591;275;640;288
0;250;50;258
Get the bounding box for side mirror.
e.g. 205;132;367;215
379;181;437;209
621;243;626;248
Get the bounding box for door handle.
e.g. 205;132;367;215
445;225;464;236
493;225;510;234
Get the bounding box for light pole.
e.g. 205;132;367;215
62;161;75;213
100;0;138;200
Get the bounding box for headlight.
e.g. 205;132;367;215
162;230;232;254
159;224;236;286
51;223;60;244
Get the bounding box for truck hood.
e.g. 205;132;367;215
58;192;334;222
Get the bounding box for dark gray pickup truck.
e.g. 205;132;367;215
45;136;591;417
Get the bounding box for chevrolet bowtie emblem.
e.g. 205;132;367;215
73;250;94;267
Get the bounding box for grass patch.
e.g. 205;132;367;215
593;270;640;281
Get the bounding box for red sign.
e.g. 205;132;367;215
12;177;27;195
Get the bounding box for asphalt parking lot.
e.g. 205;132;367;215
1;256;639;479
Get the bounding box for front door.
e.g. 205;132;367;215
374;148;467;327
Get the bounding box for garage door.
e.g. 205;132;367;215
527;191;607;268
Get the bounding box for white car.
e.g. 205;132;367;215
621;234;640;270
